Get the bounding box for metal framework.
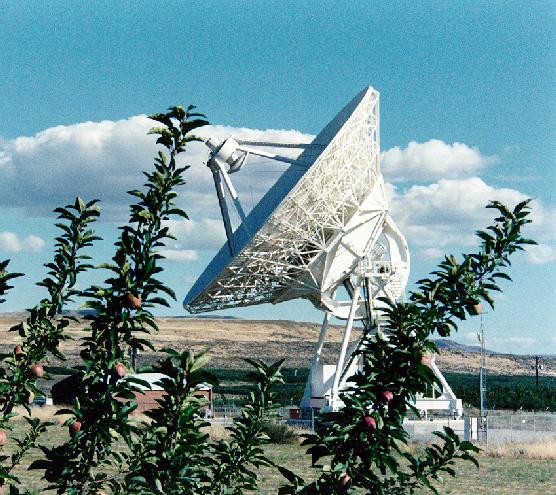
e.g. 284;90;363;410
183;87;462;416
185;88;408;317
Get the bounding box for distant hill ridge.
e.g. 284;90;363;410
432;339;484;354
0;314;552;374
432;337;555;359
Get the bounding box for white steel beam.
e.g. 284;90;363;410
331;289;360;408
300;311;332;408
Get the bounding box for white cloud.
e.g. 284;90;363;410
391;177;527;229
387;177;556;263
389;177;556;264
0;117;314;260
158;249;199;262
390;177;526;255
507;336;536;347
525;244;556;265
382;139;498;182
164;218;227;251
417;247;445;260
1;116;554;266
0;116;156;215
0;232;45;252
0;118;310;223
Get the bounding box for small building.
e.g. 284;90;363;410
127;373;167;412
128;373;213;413
51;373;81;405
51;372;213;414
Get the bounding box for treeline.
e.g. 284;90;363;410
209;367;309;405
444;372;556;412
208;367;556;412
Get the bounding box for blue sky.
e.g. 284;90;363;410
0;1;554;354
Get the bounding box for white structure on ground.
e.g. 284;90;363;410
184;87;462;417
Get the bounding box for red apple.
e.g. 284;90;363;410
125;293;142;309
337;474;351;490
0;430;7;446
421;352;433;367
362;415;377;431
31;363;44;378
381;390;394;403
467;302;483;315
14;345;24;356
69;421;82;437
112;362;127;378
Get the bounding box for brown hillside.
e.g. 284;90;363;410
0;314;553;376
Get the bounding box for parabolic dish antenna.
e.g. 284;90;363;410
183;87;462;415
184;87;409;320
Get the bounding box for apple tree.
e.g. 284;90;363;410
0;102;535;495
278;200;535;494
0;200;99;491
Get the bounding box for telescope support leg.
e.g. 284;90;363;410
331;291;359;409
301;311;331;408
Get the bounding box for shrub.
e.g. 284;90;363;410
266;422;298;444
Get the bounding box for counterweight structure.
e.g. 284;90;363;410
184;87;462;416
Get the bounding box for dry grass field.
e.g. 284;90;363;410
5;412;556;494
2;314;555;492
259;443;556;495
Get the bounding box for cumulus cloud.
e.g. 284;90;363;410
525;244;556;265
1;116;554;265
164;218;227;251
158;249;199;262
0;116;156;215
381;139;498;182
390;177;525;256
0;232;44;252
386;177;556;263
0;117;314;264
0;118;309;222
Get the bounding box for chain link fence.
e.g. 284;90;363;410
484;411;556;443
207;401;556;445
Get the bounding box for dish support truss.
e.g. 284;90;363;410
188;87;462;417
301;290;463;417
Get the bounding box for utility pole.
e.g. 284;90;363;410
477;313;487;442
128;347;138;372
478;322;487;419
532;356;544;392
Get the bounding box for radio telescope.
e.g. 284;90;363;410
184;87;462;415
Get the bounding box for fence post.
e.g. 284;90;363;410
510;414;514;443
